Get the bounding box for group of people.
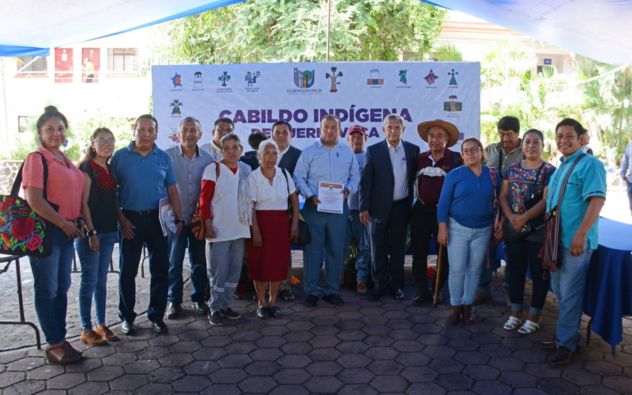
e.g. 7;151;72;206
21;105;606;368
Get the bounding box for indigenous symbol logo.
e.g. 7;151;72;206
325;67;343;92
424;69;438;85
245;71;261;87
171;73;183;89
218;71;231;87
367;69;384;86
448;68;459;86
170;99;183;116
193;71;203;90
294;68;315;88
169;129;180;143
399;70;408;84
443;95;463;112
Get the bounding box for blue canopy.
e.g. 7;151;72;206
1;0;631;64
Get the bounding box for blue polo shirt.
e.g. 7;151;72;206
111;142;176;211
546;149;606;250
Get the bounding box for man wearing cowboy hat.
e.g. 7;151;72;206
360;114;419;301
411;119;463;305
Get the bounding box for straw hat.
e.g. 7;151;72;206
417;119;459;147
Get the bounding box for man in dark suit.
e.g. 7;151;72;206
360;114;419;301
272;120;302;301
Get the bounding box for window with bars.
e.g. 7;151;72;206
107;48;138;76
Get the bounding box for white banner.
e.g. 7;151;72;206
152;61;480;151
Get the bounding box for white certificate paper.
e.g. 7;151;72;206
317;181;344;214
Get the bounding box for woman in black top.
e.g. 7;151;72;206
75;128;119;345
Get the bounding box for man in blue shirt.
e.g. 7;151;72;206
165;117;212;319
345;125;371;294
542;118;606;366
294;115;360;307
111;114;184;336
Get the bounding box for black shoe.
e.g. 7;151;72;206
550;346;574;367
268;306;282;318
167;303;181;319
390;288;405;301
151;319;168;335
192;301;209;315
539;340;557;352
279;288;295;302
322;294;344;306
368;288;386;302
304;295;319;307
121;320;136;336
256;306;268;320
412;289;432;305
208;311;223;326
219;308;241;320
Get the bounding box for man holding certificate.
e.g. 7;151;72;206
294;115;360;308
360;114;419;301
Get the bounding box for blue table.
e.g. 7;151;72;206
583;217;632;355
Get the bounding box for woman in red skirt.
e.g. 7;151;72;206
247;140;299;319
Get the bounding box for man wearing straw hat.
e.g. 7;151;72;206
410;119;462;305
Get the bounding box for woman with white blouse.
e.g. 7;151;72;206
247;140;299;319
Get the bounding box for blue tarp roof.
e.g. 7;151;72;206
1;0;631;64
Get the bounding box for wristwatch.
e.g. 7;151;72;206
87;229;98;237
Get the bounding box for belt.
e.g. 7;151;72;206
123;208;159;216
392;198;409;205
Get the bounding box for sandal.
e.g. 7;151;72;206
517;319;540;335
503;315;522;331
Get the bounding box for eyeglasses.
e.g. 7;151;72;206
94;137;115;145
462;147;481;155
222;146;240;153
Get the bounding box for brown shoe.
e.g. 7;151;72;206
356;282;368;294
80;330;107;346
474;292;492;305
462;305;474;325
94;324;120;342
446;305;463;326
45;341;83;364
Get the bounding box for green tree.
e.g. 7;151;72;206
168;0;445;63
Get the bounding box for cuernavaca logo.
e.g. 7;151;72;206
399;70;408;84
218;71;231;87
170;99;183;116
367;69;384;86
193;71;203;90
448;68;459;86
245;71;261;87
325;67;343;93
443;95;463;112
294;68;315;88
171;72;182;89
424;69;438;85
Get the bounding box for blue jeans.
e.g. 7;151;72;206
168;226;208;304
550;247;593;351
207;239;245;313
75;232;117;331
302;200;348;297
28;226;74;345
118;211;169;323
447;218;491;306
348;210;371;283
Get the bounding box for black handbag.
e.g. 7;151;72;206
503;163;546;243
0;153;56;257
280;168;310;245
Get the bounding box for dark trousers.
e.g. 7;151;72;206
118;210;169;323
504;239;549;310
410;202;448;295
369;200;409;290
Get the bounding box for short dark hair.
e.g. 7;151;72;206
134;114;158;132
248;131;268;150
555;118;587;136
523;128;544;142
214;117;234;128
272;120;292;132
497;116;520;133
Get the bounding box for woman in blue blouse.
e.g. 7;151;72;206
438;137;499;326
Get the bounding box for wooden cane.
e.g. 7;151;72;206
433;244;445;307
